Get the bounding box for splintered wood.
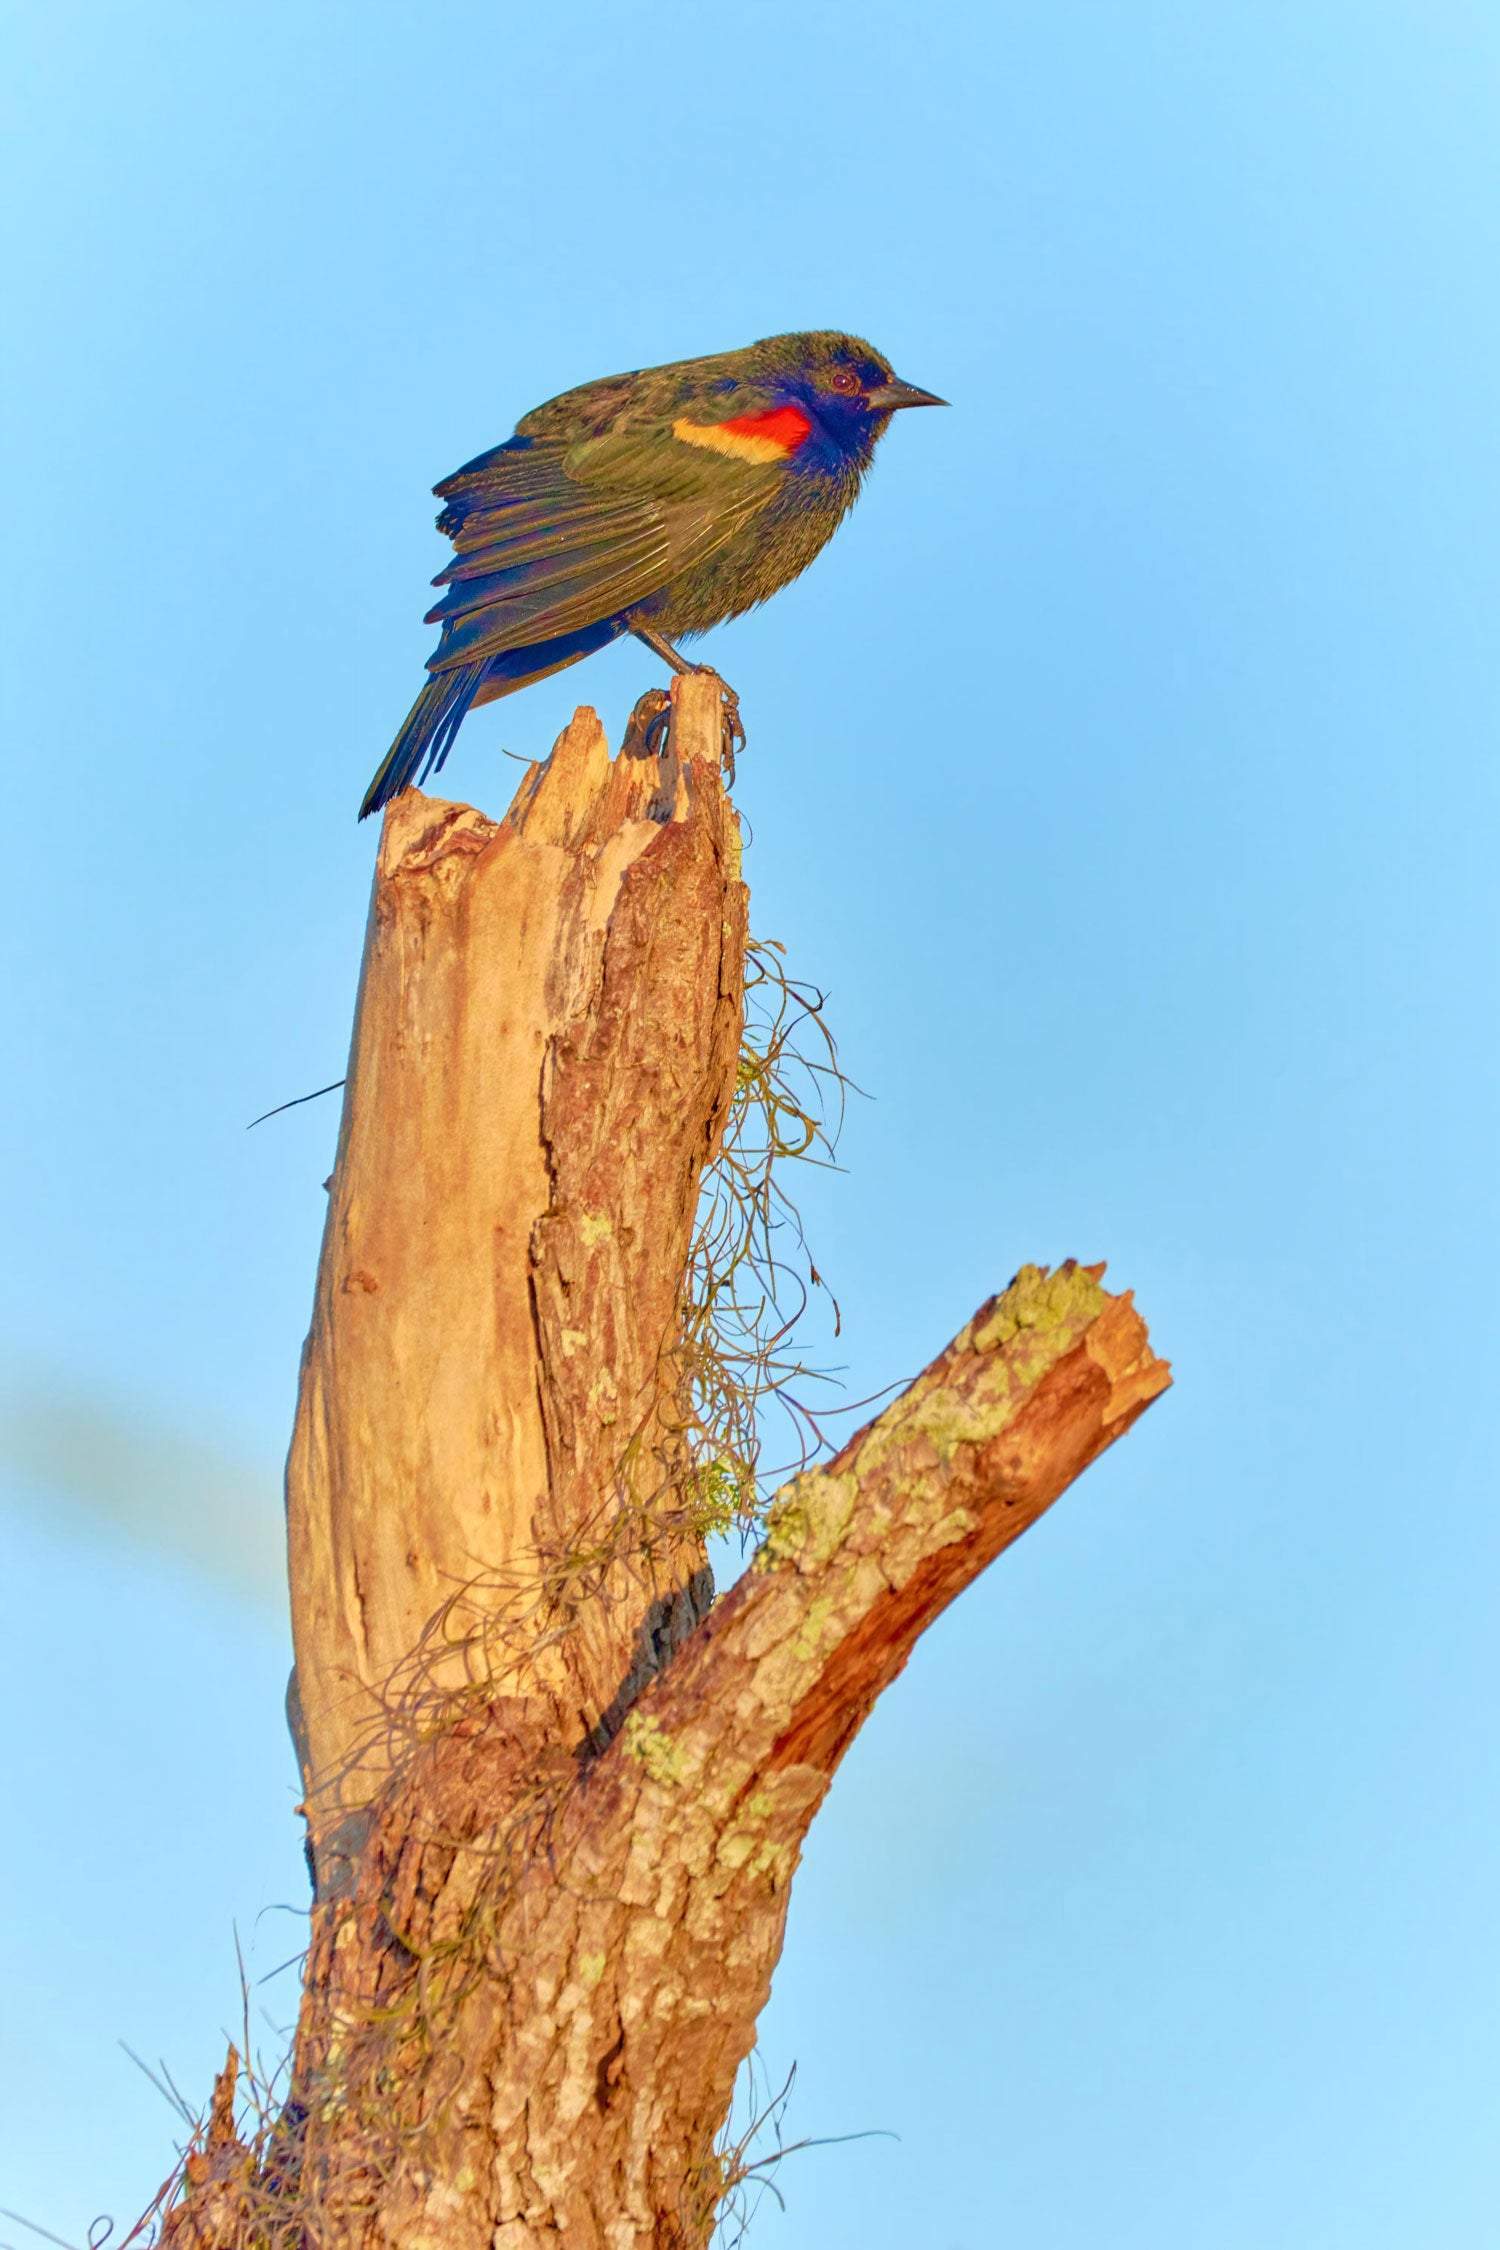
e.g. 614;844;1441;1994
285;675;746;1889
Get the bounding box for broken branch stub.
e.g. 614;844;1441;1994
291;1262;1169;2250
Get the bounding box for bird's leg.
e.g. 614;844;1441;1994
631;626;745;785
633;624;696;676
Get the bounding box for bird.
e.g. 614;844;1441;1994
358;330;944;818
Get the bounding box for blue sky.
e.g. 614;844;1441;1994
3;1;1498;2242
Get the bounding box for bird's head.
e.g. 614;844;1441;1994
720;331;945;470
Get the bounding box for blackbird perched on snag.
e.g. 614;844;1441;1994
359;330;944;819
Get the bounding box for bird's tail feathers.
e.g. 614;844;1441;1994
359;663;486;821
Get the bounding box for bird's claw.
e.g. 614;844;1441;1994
622;687;673;762
717;683;744;787
683;667;744;786
625;674;744;789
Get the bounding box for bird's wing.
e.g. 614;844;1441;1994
422;430;777;672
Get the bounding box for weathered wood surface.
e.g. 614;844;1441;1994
285;674;745;1890
161;671;1170;2250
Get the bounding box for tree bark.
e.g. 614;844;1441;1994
160;675;1171;2249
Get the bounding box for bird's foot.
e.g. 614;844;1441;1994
625;673;744;788
675;666;744;785
622;687;678;819
622;686;672;761
629;625;744;783
716;679;745;787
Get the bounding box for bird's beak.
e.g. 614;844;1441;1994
866;375;947;410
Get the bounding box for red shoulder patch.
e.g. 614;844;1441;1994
672;404;815;465
717;406;813;452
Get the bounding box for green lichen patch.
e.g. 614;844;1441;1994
857;1266;1106;1477
745;1836;793;1887
792;1592;837;1665
758;1469;857;1571
970;1261;1103;1357
620;1709;691;1788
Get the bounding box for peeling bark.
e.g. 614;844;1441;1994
161;675;1170;2250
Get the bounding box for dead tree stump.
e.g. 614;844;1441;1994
161;672;1171;2250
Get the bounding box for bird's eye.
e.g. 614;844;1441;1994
829;368;860;396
